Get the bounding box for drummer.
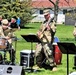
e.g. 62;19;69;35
0;19;16;65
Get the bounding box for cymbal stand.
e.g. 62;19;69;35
14;37;17;64
10;37;17;65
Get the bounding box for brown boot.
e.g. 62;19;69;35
52;67;57;71
33;65;40;70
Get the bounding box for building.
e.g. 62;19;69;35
31;0;76;24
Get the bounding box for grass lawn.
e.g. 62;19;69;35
13;23;76;75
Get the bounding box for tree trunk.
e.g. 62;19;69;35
49;0;59;22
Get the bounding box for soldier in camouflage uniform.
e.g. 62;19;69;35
0;19;16;65
73;22;76;41
35;9;57;71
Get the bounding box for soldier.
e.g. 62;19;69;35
0;19;16;65
35;9;57;71
73;23;76;41
0;15;2;25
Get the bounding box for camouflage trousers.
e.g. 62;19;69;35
35;43;56;68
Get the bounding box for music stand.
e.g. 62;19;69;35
57;42;76;75
21;34;42;72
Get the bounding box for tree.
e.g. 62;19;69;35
0;0;32;27
49;0;59;22
49;0;76;24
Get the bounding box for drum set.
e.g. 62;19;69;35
0;36;17;65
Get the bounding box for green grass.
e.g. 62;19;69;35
13;23;76;75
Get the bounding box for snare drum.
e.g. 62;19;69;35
0;38;7;49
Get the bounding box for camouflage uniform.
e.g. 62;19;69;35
35;19;57;69
0;19;15;65
73;23;76;41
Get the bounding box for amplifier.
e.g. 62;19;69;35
20;50;35;68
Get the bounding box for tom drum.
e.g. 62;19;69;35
0;38;8;49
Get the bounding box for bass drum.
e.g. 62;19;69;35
53;44;62;65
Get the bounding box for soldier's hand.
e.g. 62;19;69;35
37;31;42;37
46;24;50;30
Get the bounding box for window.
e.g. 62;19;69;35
40;10;43;14
63;9;67;14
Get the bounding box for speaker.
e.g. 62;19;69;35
0;65;25;75
20;50;35;68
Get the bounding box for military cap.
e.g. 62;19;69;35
1;19;8;25
43;9;50;15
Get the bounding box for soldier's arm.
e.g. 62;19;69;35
51;21;57;32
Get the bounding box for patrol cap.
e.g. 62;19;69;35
43;9;50;15
1;19;8;26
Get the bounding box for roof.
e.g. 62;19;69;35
59;0;76;8
31;0;76;9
